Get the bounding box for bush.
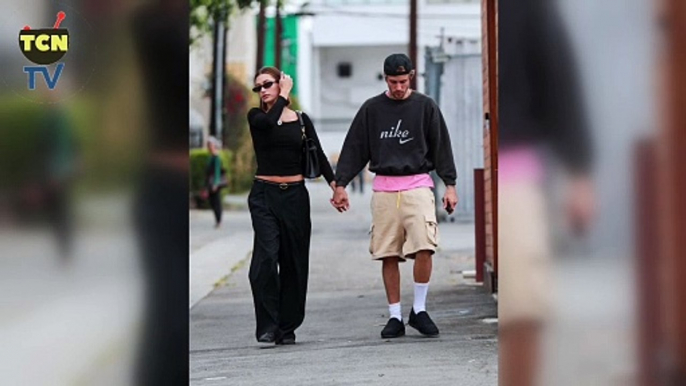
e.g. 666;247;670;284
189;148;233;209
0;99;44;188
222;74;258;194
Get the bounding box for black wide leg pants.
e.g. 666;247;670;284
248;179;311;340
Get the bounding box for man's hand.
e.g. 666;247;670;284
442;185;458;214
331;186;350;213
329;181;336;191
566;176;595;236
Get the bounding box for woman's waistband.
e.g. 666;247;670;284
253;178;305;190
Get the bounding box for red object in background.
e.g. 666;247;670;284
54;11;66;29
475;168;485;283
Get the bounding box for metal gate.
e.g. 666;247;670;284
425;38;484;222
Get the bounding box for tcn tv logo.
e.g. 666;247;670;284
19;11;68;90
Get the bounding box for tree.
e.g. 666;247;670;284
190;0;254;45
190;0;255;138
275;0;283;69
256;0;268;73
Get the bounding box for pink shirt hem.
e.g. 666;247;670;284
372;173;435;192
499;147;544;184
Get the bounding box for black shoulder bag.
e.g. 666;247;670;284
297;111;321;179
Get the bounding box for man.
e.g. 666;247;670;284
332;53;458;339
498;1;594;385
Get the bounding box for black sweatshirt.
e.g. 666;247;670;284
335;92;457;187
499;0;592;174
247;96;335;183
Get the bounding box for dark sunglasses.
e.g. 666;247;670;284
252;81;276;93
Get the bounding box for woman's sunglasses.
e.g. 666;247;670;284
252;81;276;93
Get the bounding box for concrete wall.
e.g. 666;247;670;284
437;38;483;220
315;45;405;124
189;10;256;147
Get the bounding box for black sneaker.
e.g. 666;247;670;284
380;318;406;339
276;332;296;345
408;309;439;336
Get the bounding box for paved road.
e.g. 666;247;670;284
190;181;498;385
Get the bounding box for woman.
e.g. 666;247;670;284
247;67;335;345
205;136;225;229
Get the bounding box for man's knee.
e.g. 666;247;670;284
415;250;433;261
382;256;402;267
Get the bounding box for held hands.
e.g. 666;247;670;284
442;185;458;214
279;72;293;99
331;186;350;213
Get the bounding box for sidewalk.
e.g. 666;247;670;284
190;207;253;308
0;193;142;385
190;181;497;385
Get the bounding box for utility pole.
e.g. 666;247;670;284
409;0;418;89
220;8;229;144
210;10;227;139
275;0;283;69
256;0;267;73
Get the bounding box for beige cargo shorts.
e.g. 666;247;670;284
369;187;439;261
498;180;552;324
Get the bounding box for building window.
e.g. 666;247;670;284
337;62;352;78
189;129;204;149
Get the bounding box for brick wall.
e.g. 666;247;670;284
481;0;498;282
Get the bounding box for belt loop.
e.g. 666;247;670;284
396;192;400;208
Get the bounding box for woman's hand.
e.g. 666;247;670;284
279;72;293;99
331;186;350;213
329;181;336;192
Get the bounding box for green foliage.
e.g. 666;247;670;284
190;148;233;208
224;74;252;151
223;74;258;194
190;0;259;44
0;95;99;189
288;95;301;111
0;99;44;188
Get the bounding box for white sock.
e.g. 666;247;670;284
389;302;402;321
413;282;430;313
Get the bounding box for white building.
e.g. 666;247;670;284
297;0;481;137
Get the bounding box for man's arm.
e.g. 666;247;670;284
426;103;458;213
335;105;370;187
428;103;457;186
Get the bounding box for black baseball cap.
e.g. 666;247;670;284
383;53;414;76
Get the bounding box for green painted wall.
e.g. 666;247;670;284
260;15;299;96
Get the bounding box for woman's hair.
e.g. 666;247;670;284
254;66;282;111
254;66;281;82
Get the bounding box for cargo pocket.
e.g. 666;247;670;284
368;224;375;254
425;215;439;247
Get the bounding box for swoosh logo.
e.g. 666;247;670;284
399;137;414;145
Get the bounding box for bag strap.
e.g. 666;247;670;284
296;110;306;139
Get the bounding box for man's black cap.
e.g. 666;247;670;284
383;53;414;76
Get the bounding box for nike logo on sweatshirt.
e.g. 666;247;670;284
381;119;414;144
